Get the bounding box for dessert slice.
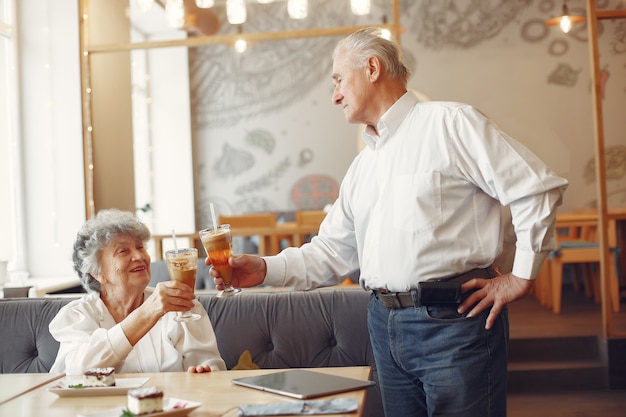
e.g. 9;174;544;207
83;367;116;387
127;386;164;415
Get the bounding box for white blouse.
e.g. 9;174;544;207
49;289;226;375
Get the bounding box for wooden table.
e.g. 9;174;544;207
0;367;371;417
0;373;64;405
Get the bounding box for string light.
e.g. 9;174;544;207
195;0;215;8
226;0;247;25
165;0;185;29
350;0;371;16
287;0;308;20
136;0;155;12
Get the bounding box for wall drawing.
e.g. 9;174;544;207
245;129;275;154
548;63;582;86
190;0;626;220
291;175;340;210
410;0;532;49
582;145;626;207
189;1;365;129
614;20;626;54
583;145;626;184
212;143;255;178
235;157;292;196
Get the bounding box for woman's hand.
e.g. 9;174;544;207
187;364;212;373
144;281;196;316
209;254;267;290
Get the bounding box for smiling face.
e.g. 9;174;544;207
331;48;375;126
95;233;151;295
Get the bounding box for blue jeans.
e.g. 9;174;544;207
367;293;509;417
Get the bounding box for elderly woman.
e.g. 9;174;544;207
49;209;226;375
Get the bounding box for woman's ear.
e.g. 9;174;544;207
91;272;105;284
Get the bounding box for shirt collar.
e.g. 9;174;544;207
361;91;419;150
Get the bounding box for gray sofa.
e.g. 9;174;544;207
0;287;383;416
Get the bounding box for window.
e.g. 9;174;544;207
0;0;25;274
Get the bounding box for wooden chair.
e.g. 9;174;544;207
547;223;621;314
294;210;327;246
219;212;279;256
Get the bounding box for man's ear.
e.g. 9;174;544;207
367;56;381;82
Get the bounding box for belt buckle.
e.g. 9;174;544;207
377;291;402;309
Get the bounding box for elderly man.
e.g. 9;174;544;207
211;28;568;417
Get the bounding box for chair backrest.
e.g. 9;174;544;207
295;210;327;227
218;213;279;255
219;212;277;228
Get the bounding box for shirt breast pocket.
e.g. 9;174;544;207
391;172;442;234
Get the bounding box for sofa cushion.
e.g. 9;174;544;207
0;298;67;373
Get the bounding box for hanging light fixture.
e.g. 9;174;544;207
287;0;308;20
350;0;371;16
165;0;185;29
195;0;215;8
136;0;155;12
545;1;585;33
227;0;247;24
234;25;247;53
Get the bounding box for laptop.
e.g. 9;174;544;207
231;369;376;399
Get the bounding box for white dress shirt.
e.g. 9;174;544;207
49;289;226;375
265;92;568;292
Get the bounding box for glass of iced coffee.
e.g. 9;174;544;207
200;224;241;298
165;247;201;321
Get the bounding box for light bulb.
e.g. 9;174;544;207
195;0;215;7
235;39;248;53
227;0;247;24
351;0;370;16
136;0;155;12
287;0;308;19
165;0;185;29
559;15;572;33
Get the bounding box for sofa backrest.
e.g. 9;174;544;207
199;288;374;370
0;288;374;372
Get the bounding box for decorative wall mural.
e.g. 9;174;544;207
213;143;255;178
298;148;314;167
548;39;568;56
583;145;626;184
189;1;366;128
547;63;582;86
520;18;550;43
291;175;340;210
245;129;275;154
614;20;626;54
411;0;532;49
235;157;291;195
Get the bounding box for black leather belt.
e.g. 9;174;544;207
373;267;493;309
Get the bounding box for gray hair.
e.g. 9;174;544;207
73;209;151;292
333;27;411;84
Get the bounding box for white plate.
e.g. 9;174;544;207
76;398;201;417
47;377;151;397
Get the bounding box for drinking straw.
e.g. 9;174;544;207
172;229;178;252
210;203;218;230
